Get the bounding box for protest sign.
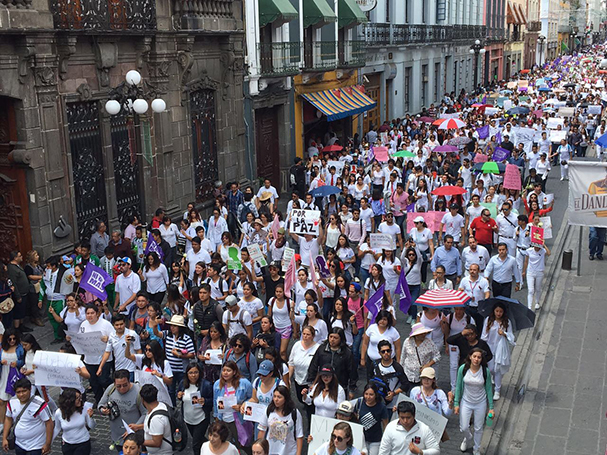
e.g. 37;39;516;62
315;255;331;279
530;226;544;247
79;264;113;301
327;160;346;177
380;132;389;145
205;349;223;365
217;395;237;413
392;394;448;442
289;209;321;236
557;107;575;118
227;246;242;270
243;402;266;422
474;153;489;163
406;212;438;232
516;127;536;147
68;331;106;359
308;415;365;455
247;243;267;267
370;233;396;251
549;130;567;143
144;237;165;260
546;117;564;129
33;351;82;389
503;164;522;190
485;107;499;116
543;194;554;206
374;146;389;162
282;247;295;272
135;370;172;405
503;99;513;111
492;146;511;162
539;216;553;239
588;105;602;115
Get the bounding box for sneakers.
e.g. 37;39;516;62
590;254;595;261
598;254;604;260
460;439;467;452
493;391;501;401
560;177;564;181
535;304;540;310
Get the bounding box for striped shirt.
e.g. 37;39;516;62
162;331;195;373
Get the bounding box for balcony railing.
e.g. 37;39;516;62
338;40;366;68
258;42;301;77
486;27;506;42
51;0;156;30
172;0;234;30
303;41;337;71
527;20;541;32
558;24;572;33
363;24;487;46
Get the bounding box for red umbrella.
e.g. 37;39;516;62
415;289;471;308
438;118;466;130
520;69;531;74
432;118;445;126
599;70;607;74
431;185;468;196
322;144;343;152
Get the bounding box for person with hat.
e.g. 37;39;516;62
302;364;345;418
409;367;452;420
399;323;440;386
249;218;270;254
246;360;284;415
268;228;289;264
378;401;439;455
439;204;465;247
222;295;253;340
115;256;141;315
161;314;196;404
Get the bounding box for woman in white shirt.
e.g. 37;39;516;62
302;365;345;418
376;249;401;302
293;270;316;328
480;302;514;401
353;176;369;201
51;293;85;334
177;363;213;455
324;215;343;251
200;421;240;455
159;216;180;249
238;282;264;333
288;326;319;405
313;422;362;455
303;303;328;344
54;388;95;455
258;386;304;455
409;217;435;284
125;339;173;390
335;235;356;279
360;310;401;374
371;163;385;193
239;212;256;248
139;252;169;304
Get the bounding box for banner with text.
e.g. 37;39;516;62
34;351;82;389
569;162;607;227
289;209;321;236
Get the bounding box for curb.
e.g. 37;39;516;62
482;206;573;455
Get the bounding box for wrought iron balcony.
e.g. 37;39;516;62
527;20;541;32
486;27;506;42
172;0;235;30
257;42;301;77
51;0;156;30
338;40;366;68
558;24;572;33
303;41;337;71
363;23;487;46
1;0;32;8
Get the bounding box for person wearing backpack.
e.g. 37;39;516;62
222;296;253;340
369;340;410;410
453;347;494;455
223;334;258;381
351;383;388;455
141;384;174;455
257;385;303;455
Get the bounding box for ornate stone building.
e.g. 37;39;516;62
0;0;245;259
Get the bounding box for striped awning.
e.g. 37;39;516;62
301;85;376;121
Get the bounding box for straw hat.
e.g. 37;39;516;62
409;323;432;338
167;315;187;328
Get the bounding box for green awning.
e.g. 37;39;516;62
338;0;368;28
303;0;337;28
259;0;298;27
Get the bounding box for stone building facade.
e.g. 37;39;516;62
0;0;245;260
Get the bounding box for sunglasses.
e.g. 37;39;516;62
8;337;16;341
331;435;344;443
380;349;392;354
235;344;244;348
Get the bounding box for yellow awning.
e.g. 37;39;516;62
301;85;376;121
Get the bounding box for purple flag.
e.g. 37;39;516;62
492;146;511;162
482;95;487;104
367;145;375;164
144;237;165;260
364;283;385;323
395;267;412;314
476;125;489;140
79;263;114;301
495;131;503;144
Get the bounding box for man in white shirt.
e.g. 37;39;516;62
222;295;253;339
256;179;279;204
459;263;491;327
378;213;403;250
359;198;375;233
99;314;142;376
523;243;551;310
142;385;173;455
115;257;142;314
461;236;491;274
379;401;439;455
195;227;215;257
439;204;466;246
185;237;211;280
465;194;484;231
3;379;53;455
495;202;518;256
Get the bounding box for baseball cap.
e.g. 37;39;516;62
336;401;354;416
225;295;238;307
119;257;132;265
257;360;274;377
319;364;335;376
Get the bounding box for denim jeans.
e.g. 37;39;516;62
169;370;185;406
407;284;421;319
352;329;363;364
589;227;606;256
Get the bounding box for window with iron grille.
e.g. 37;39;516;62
434;62;440;102
190;89;219;203
405;67;411;112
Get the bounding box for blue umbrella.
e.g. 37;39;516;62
595;132;607;148
507;106;530;115
309;185;341;198
538;86;552;92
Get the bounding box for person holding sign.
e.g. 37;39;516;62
312;422;362;455
177;363;213;455
378;401;439;455
523;242;551;310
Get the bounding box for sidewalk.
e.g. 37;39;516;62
486;222;607;455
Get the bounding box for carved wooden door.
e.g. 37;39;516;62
255;107;280;187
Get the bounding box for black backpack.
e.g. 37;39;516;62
148;406;189;452
240;203;254;223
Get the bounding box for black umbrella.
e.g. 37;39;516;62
563;83;576;88
477;296;536;331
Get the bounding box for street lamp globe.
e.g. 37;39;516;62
105;99;121;115
151;99;167;113
480;48;486;54
600;57;607;69
132;99;149;114
475;39;481;46
126;70;142;86
469;48;476;54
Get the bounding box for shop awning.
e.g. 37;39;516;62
516;4;527;25
259;0;298;27
507;1;525;24
301;85;376;121
338;0;368;28
303;0;337;28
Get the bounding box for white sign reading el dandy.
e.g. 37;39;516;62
569;161;607;228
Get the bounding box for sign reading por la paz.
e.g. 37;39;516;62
290;209;321;236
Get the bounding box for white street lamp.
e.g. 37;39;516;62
104;100;121;115
151;99;167;113
132;99;149;114
126;70;142;86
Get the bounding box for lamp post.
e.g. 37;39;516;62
469;39;486;91
571;32;577;53
104;70;167;116
537;34;546;65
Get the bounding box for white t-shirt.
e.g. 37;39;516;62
466;204;484;224
358;243;378;270
144;403;173;455
7;396;52;451
200;442;239;455
525;247;547;274
441;212;465;241
105;329;141;371
365;324;400;361
258;410;304;455
288;341;319;385
360;207;375;232
378;222;401;238
409;228;433;252
238;297;264;321
185;248;212;280
142;264;169;294
115;272;142;313
314;442;362;455
458;276;490;308
78;318;115;364
222;308;253;338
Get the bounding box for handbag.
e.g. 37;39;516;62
233;412;254;446
0;297;15;314
7;396;35;450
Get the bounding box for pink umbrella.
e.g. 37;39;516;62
434;144;458;153
533;110;543;118
437;118;466;130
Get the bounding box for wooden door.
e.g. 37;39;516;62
364;86;380;133
255;107;281;187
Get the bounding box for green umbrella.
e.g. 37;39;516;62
393;150;416;158
481;161;500;174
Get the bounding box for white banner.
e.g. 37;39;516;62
33;351;82;389
67;331;106;360
327;160;346;177
550;130;567;143
369;233;396;251
546;118;564;130
135;370;172;406
392;394;448;442
569;162;607;227
289;209;321;236
557;107;575;118
307;415;365;455
516;127;536;147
